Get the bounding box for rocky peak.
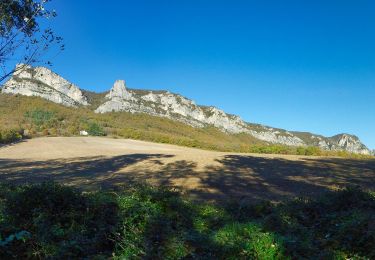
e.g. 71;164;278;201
335;134;359;144
330;134;370;155
1;64;88;107
13;64;33;78
106;80;133;100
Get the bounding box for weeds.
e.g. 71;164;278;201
0;182;374;259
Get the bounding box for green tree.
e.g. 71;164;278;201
0;0;63;83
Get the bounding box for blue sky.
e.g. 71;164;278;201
43;0;374;149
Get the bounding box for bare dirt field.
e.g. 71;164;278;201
0;137;374;202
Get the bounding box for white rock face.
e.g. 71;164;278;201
96;80;252;133
1;64;88;107
248;128;305;146
331;134;371;155
292;132;372;155
106;80;133;100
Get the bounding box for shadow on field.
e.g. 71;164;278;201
201;155;375;201
126;155;375;201
0;154;374;201
0;154;174;190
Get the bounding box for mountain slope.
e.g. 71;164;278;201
96;80;306;146
96;80;250;132
292;132;370;155
96;80;370;154
0;93;265;153
0;65;371;155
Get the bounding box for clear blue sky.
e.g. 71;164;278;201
45;0;374;149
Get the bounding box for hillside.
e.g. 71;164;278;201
0;93;269;152
0;64;371;155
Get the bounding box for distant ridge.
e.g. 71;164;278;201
1;64;371;155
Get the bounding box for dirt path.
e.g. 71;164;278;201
1;137;374;202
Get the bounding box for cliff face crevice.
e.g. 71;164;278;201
1;65;371;155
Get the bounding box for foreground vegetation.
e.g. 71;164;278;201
0;182;374;259
0;129;22;145
0;94;372;158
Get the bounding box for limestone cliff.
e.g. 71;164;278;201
1;64;88;107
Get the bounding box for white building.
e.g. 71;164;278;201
79;130;88;136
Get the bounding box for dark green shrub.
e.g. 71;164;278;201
260;187;375;259
113;184;285;259
87;122;106;136
114;185;196;258
0;129;22;144
0;182;374;259
213;222;285;259
0;182;118;258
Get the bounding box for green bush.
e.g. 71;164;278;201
0;129;22;144
214;222;285;259
87;122;106;136
0;182;118;258
0;183;374;259
24;109;57;131
296;146;322;156
249;186;375;259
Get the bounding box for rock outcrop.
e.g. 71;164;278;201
96;80;251;133
1;64;88;107
330;134;370;155
1;65;371;155
292;132;371;154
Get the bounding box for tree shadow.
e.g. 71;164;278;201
0;154;174;190
0;153;374;202
95;154;375;202
196;155;375;202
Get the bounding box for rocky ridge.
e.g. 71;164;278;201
96;80;306;146
1;65;371;155
1;64;88;107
